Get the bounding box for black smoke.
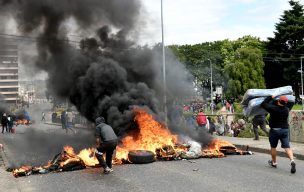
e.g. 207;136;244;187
0;0;212;145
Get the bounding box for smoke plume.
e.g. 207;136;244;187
0;0;211;145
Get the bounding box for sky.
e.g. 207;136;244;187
139;0;304;45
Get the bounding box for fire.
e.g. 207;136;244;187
59;146;99;167
16;119;31;125
115;108;178;160
78;148;99;166
11;109;251;177
12;146;99;177
202;139;242;158
12;166;32;177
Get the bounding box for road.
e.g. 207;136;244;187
0;104;303;192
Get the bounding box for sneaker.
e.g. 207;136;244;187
268;160;277;168
104;167;112;174
291;161;296;174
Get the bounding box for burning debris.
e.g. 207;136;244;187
15;119;31;125
11;146;99;177
10;110;252;177
10;139;252;177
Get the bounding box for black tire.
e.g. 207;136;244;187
128;150;155;164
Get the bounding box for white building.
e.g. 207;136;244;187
0;38;19;104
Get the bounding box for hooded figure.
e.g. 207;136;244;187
95;116;118;174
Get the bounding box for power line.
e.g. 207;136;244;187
263;57;302;62
264;52;304;56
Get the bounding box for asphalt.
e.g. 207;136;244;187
1;132;304;191
217;135;304;161
46;122;304;159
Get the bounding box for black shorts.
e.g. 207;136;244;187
269;128;290;148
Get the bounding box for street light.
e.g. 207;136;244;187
161;0;167;123
208;59;213;114
301;56;304;110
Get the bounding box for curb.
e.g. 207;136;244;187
0;139;10;168
44;122;87;129
235;144;304;161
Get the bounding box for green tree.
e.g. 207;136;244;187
222;36;266;98
265;0;304;97
169;42;223;98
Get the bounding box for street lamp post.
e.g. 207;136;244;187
161;0;167;123
209;59;213;114
301;56;304;110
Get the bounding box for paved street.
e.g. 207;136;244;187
1;148;304;192
0;104;303;192
0;105;304;192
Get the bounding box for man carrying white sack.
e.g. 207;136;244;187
261;95;296;174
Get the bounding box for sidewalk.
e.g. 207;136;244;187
0;147;19;192
219;136;304;160
44;121;87;129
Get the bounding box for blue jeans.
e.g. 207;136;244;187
269;128;290;148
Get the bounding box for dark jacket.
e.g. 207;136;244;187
95;117;117;142
261;96;289;129
61;111;66;123
1;115;8;125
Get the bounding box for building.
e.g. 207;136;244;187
0;38;19;104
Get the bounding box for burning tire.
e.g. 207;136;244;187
128;150;155;164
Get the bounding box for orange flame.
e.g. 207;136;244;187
12;146;99;177
115;108;178;160
207;139;235;151
60;146;99;167
12;165;32;177
202;139;237;158
12;109;246;177
16;119;31;125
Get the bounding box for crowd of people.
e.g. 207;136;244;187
1;113;14;134
182;98;242;137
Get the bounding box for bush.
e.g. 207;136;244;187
183;111;194;119
233;102;243;113
233;102;245;122
216;103;222;110
238;124;254;138
237;123;268;138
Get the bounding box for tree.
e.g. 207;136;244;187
169;42;224;98
265;0;304;97
222;36;266;98
169;36;265;99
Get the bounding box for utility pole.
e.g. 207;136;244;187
301;56;304;110
161;0;167;124
209;59;213;114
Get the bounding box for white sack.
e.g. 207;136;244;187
241;86;293;107
243;95;295;117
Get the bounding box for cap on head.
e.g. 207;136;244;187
279;95;288;105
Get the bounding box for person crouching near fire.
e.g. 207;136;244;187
95;116;118;174
261;95;296;174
